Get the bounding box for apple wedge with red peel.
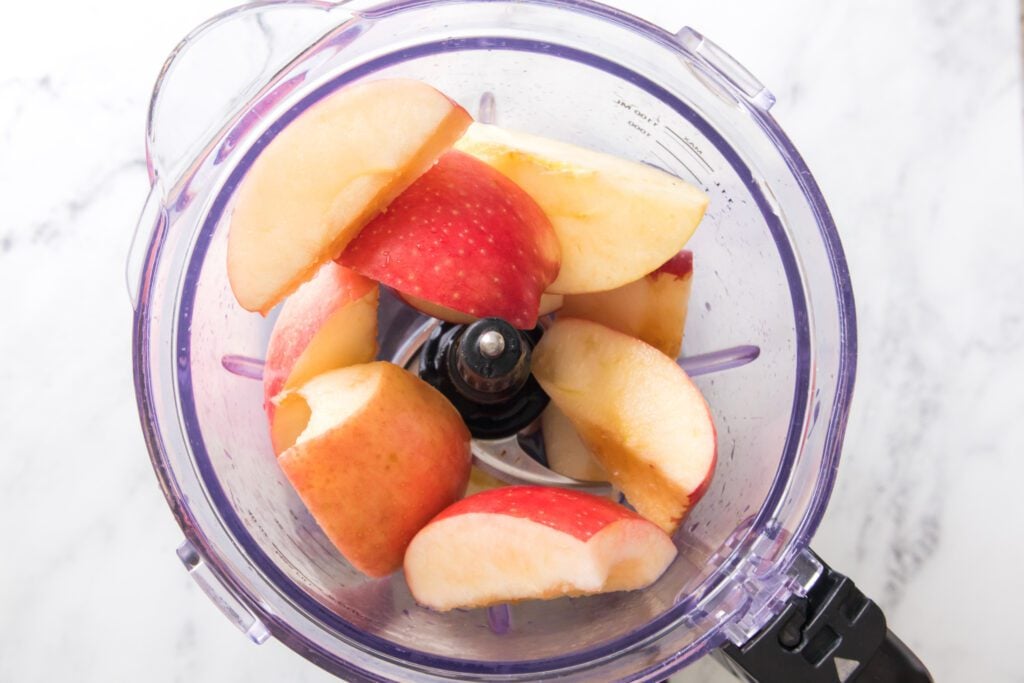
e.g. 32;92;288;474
277;362;471;578
399;291;564;325
339;151;560;330
455;123;708;295
264;263;379;453
541;403;607;482
228;79;472;314
532;318;717;534
560;250;694;358
404;486;676;611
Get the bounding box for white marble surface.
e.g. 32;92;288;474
1;1;1022;681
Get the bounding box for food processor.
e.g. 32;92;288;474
127;1;933;680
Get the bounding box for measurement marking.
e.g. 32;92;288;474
655;140;702;184
650;152;677;175
665;126;715;173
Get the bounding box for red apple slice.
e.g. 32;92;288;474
456;123;708;294
531;318;717;533
263;263;379;453
277;362;471;578
338;150;560;330
560;250;694;358
399;291;564;325
404;486;677;611
228;79;472;314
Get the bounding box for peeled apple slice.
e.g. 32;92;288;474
532;318;717;533
560;250;694;358
541;403;607;482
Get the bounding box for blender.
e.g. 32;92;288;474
128;1;933;680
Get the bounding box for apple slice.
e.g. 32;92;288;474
404;486;676;611
277;362;471;577
541;403;607;482
464;467;508;497
339;151;560;330
560;250;694;358
455;123;708;295
399;291;564;325
263;263;379;453
228;79;472;314
531;318;716;533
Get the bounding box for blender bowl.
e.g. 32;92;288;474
126;1;902;680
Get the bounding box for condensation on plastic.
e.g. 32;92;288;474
129;1;857;681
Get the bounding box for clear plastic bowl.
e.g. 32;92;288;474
128;1;856;680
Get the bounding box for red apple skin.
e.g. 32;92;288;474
263;263;377;421
429;486;639;541
227;78;472;315
338;150;560;330
654;250;693;279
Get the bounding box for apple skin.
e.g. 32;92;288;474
263;263;378;452
398;291;564;325
339;150;561;330
656;250;694;278
559;250;694;358
278;362;471;578
531;318;717;534
403;486;677;611
455;123;708;295
228;79;472;315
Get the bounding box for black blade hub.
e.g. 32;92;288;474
419;318;549;439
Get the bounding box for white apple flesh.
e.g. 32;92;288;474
532;318;717;533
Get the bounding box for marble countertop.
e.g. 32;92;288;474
1;1;1022;681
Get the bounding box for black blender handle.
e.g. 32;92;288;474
720;552;932;683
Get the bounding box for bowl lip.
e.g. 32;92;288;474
132;0;858;679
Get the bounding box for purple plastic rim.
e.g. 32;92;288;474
133;4;858;681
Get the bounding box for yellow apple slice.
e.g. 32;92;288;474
456;123;708;294
228;79;472;314
560;250;694;358
464;467;509;497
532;318;717;533
541;403;607;482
